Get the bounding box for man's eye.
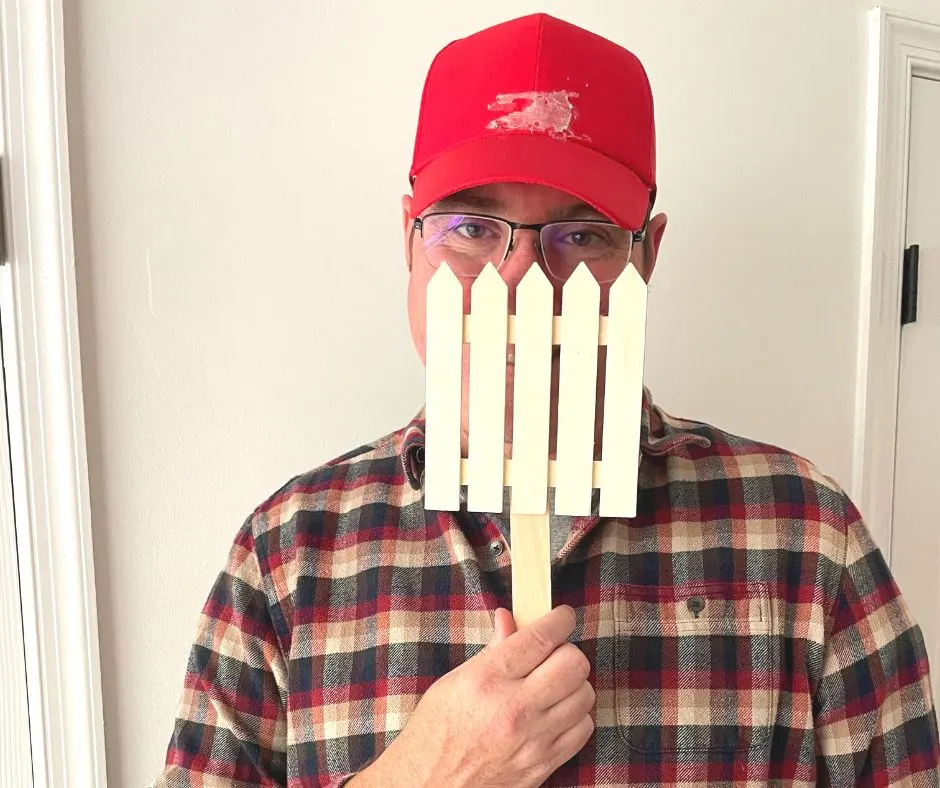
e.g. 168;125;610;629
567;231;598;246
457;223;487;239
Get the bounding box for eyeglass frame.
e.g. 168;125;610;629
407;189;657;279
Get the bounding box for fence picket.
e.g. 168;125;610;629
424;263;463;511
554;264;600;515
510;266;553;515
600;264;647;517
467;264;508;512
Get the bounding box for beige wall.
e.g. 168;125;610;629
62;1;940;784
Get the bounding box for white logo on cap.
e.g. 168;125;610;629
486;91;589;141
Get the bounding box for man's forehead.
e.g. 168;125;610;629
430;188;501;212
429;185;609;220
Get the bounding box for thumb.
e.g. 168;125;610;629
489;607;517;646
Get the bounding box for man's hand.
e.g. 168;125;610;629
348;605;595;788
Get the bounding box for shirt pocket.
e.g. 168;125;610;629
614;581;777;755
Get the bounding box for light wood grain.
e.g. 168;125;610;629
467;265;509;512
425;263;464;511
464;313;616;345
510;266;553;515
554;264;600;515
462;458;613;488
600;264;647;518
510;511;552;627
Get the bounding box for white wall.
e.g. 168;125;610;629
62;1;940;784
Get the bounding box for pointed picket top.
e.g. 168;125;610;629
554;263;600;516
424;262;464;511
562;261;602;300
517;262;553;296
599;263;647;518
427;260;462;296
467;263;508;512
510;265;553;515
469;261;506;300
614;261;645;291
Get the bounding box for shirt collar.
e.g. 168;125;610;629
400;388;711;491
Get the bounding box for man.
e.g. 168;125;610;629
155;13;940;788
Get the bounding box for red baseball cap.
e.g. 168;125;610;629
409;13;656;231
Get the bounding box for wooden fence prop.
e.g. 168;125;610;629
425;262;648;627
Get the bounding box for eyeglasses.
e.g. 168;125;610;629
411;212;646;283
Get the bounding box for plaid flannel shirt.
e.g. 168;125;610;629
155;390;940;787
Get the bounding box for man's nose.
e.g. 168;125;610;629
499;229;544;287
498;230;562;316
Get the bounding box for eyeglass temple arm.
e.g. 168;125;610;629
634;186;657;243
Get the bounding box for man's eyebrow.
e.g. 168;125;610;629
427;190;502;214
546;201;610;221
426;191;611;222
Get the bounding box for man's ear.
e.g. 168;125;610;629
640;212;667;282
650;213;667;256
402;194;414;272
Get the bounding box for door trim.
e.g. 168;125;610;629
0;0;106;784
854;6;940;563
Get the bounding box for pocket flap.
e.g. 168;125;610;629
618;581;770;635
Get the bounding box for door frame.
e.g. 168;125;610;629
854;5;940;564
0;0;106;785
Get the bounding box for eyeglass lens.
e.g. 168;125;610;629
419;213;633;282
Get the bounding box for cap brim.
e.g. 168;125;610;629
410;135;651;230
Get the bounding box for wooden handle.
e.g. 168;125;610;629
510;511;552;628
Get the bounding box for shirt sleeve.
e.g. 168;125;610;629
814;511;940;785
152;519;288;786
152;519;363;787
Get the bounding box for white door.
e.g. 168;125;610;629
891;75;940;712
0;298;34;780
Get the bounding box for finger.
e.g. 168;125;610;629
521;643;591;709
485;608;517;655
493;608;517;643
541;681;596;736
494;605;577;679
546;714;594;772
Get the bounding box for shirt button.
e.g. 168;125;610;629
488;540;505;557
687;595;706;618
